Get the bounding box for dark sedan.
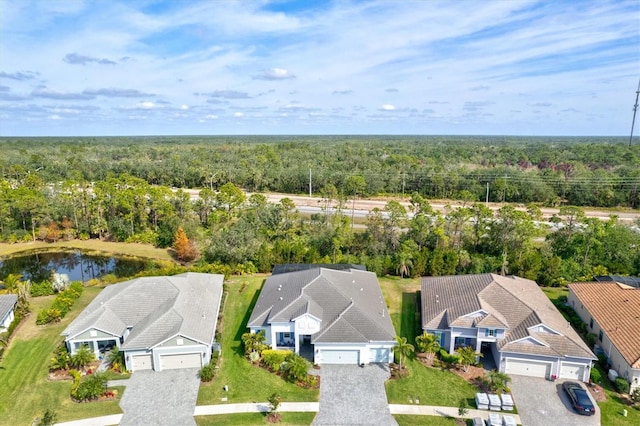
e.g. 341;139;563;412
562;381;596;416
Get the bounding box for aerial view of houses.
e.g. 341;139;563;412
1;1;640;426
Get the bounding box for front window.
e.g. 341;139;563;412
598;330;603;342
431;331;445;347
485;329;496;337
589;318;594;329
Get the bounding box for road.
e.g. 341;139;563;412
182;189;640;224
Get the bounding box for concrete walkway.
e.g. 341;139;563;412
56;403;521;425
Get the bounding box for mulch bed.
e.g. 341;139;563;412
586;383;607;402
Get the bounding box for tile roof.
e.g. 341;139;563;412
568;282;640;368
0;294;18;322
422;273;594;360
248;267;395;344
62;273;224;350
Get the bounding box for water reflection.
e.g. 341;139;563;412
0;251;147;283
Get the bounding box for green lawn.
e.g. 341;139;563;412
380;277;478;407
195;412;317;425
197;275;319;405
0;286;123;424
395;415;462;425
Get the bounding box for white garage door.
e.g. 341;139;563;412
160;353;202;370
369;348;390;363
505;359;551;378
560;362;586;380
131;354;153;371
321;350;360;364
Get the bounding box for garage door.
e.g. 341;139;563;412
321;350;360;364
131;354;153;371
160;353;202;370
560;362;586;380
505;359;551;378
369;348;390;363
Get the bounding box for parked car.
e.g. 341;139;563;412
562;381;596;416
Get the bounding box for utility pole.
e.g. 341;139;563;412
630;77;640;147
309;168;312;198
486;182;489;204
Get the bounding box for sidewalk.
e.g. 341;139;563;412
56;403;520;425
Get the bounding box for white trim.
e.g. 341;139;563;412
510;335;549;346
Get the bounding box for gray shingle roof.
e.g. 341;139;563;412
0;294;18;322
62;273;224;350
421;273;595;360
248;268;395;344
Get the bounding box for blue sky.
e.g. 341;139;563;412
0;0;638;136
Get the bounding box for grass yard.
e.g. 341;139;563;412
0;286;124;424
197;275;319;405
395;415;461;425
195;412;317;425
379;276;478;407
0;239;174;261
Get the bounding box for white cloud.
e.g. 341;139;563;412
378;104;396;111
233;112;244;117
252;68;296;80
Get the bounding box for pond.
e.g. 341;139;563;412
0;251;149;284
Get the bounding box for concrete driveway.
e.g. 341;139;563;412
510;376;600;426
312;364;397;426
119;368;201;426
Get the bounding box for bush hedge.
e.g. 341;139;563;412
615;377;630;394
30;280;54;297
262;349;291;372
36;282;83;325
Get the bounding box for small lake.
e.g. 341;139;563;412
0;251;149;283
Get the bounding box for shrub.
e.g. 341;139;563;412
281;353;310;383
69;369;81;398
36;283;83;324
37;409;57;426
75;372;107;401
438;348;460;365
262;349;291;372
199;363;216;382
615;377;630;394
597;353;608;368
631;387;640;403
590;366;603;384
30;280;54;297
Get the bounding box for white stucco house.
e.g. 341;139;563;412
62;273;224;372
421;274;596;381
0;294;18;332
568;281;640;392
248;267;396;365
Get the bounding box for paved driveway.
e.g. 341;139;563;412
312;364;397;426
119;368;201;426
510;376;600;426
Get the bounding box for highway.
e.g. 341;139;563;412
183;189;640;225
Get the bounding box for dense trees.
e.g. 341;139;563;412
2;136;639;208
1;136;639;284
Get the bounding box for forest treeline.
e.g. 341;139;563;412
1;165;639;284
2;135;640;208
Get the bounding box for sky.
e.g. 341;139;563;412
0;0;639;137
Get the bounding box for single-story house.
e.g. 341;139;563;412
248;267;396;365
421;273;595;381
62;272;224;372
568;281;640;391
0;294;18;332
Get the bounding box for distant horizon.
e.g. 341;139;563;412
1;1;638;136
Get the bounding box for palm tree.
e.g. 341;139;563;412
70;345;94;369
1;273;22;294
415;332;440;361
486;369;511;392
392;336;414;370
457;346;481;372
